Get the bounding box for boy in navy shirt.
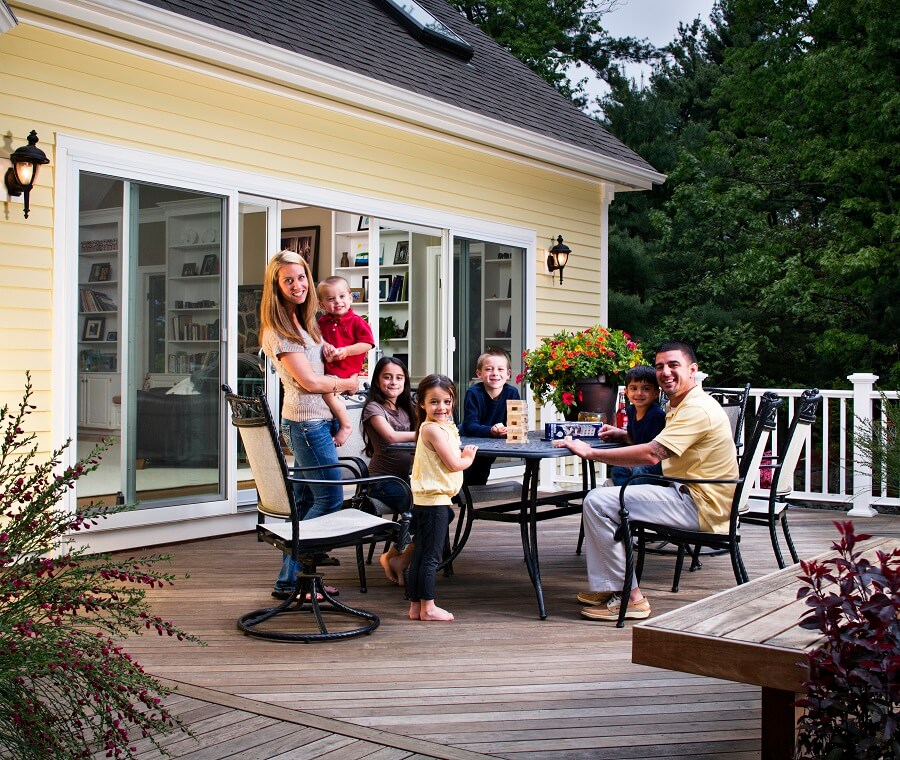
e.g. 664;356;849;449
460;348;520;485
608;364;666;486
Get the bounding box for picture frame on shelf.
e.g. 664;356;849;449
349;287;365;303
280;226;320;279
357;215;370;231
182;262;198;277
361;276;391;301
393;240;409;265
200;253;219;276
378;275;392;301
89;262;112;282
82;317;105;342
106;331;118;342
355;250;369;267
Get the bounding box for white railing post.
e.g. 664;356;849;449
847;372;878;517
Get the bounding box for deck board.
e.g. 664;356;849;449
115;507;899;758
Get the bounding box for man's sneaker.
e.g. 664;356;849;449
576;590;616;606
581;594;651;621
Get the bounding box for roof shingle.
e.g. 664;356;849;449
135;0;657;174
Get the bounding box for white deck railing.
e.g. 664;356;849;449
540;373;899;516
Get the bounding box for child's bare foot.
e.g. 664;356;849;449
333;424;352;447
420;605;454;622
408;602;420;620
388;554;408;587
379;551;399;584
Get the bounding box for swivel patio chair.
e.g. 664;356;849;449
613;392;781;626
740;389;822;568
223;385;410;642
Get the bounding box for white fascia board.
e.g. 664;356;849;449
15;0;665;190
1;1;17;33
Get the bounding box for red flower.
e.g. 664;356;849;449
561;392;575;407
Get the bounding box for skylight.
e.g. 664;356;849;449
375;0;474;60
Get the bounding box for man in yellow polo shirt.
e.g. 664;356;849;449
554;341;737;621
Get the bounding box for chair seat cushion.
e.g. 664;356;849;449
261;509;396;549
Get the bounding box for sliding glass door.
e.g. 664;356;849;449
76;174;227;510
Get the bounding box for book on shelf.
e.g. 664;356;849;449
387;274;403;302
400;272;409;301
80;289;117;312
173;315;219;341
167;351;209;374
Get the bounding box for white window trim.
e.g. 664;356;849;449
54;134;536;539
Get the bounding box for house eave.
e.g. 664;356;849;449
1;1;18;33
13;0;665;190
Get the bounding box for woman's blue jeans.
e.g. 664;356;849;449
274;419;343;591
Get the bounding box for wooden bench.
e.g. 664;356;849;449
631;535;898;759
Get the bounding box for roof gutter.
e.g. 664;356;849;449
13;0;665;190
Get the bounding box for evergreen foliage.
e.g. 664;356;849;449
455;0;899;388
608;0;899;387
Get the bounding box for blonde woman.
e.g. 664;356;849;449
260;251;358;598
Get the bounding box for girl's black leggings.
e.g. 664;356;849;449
407;504;451;602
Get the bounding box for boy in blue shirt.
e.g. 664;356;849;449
608;364;666;486
460;347;520;485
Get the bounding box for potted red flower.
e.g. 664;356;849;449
517;325;644;420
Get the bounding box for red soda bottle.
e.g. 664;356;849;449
615;393;628;431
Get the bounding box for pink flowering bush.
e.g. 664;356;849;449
0;373;202;758
517;325;644;414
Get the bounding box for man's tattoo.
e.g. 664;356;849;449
649;441;673;461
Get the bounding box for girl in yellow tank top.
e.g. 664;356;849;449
408;375;478;622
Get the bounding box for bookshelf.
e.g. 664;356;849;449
332;213;412;373
78;209;122;430
160;199;223;377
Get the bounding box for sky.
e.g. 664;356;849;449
574;0;717;103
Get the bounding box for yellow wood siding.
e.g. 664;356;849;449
0;20;612;439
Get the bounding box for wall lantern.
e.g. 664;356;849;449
5;130;50;219
547;235;571;284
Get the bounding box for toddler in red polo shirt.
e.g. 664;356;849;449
318;276;375;446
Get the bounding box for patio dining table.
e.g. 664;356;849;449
389;431;619;619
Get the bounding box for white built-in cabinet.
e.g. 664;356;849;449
78;209;122;431
160;199;223;377
332;212;412;376
469;242;523;373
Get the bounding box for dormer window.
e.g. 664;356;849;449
374;0;474;60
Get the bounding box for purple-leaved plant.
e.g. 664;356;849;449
795;520;899;760
0;373;202;758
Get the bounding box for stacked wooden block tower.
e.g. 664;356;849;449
506;400;528;443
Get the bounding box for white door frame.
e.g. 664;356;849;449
55;135;534;550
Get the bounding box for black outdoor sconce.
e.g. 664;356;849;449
547;235;571;285
5;130;50;219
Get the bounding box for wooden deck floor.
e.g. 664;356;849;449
117;507;900;759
